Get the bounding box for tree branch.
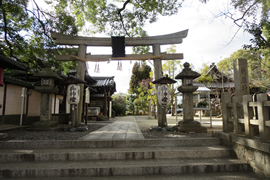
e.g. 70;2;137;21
134;0;145;10
118;0;131;37
233;0;260;25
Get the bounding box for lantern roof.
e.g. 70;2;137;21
175;62;200;80
152;74;176;84
33;65;62;80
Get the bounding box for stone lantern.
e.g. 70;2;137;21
33;65;62;123
152;74;176;127
174;62;207;133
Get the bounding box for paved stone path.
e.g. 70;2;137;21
79;116;144;140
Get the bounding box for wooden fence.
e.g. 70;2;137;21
222;92;270;140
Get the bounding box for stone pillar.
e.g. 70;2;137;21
234;59;250;100
76;44;86;127
182;93;194;121
243;95;254;137
257;93;270;140
152;44;163;127
40;93;52;121
221;92;234;132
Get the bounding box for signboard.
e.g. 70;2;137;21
67;84;80;105
85;87;90;104
157;84;171;107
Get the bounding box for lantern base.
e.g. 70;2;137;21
173;120;207;133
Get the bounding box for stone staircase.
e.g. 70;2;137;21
0;138;261;179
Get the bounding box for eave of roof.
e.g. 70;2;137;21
0;54;28;71
4;75;34;88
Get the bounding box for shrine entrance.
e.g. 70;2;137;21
51;30;188;127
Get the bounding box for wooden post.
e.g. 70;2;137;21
233;96;242;134
257;93;270;140
221;92;233;132
103;88;107;116
243;95;254;137
148;98;152;119
76;44;86;127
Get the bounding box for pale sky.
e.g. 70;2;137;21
86;0;253;94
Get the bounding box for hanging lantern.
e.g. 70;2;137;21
152;74;176;108
157;84;171;107
67;84;80;105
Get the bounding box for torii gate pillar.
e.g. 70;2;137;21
76;44;86;127
153;44;166;127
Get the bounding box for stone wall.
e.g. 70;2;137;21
213;131;270;178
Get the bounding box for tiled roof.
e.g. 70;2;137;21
91;76;115;88
4;75;34;88
0;54;27;70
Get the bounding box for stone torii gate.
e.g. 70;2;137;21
51;30;188;127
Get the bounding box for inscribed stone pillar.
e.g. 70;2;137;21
234;59;250;100
152;44;164;127
233;59;249;120
76;44;86;127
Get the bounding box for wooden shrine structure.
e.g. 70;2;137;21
51;30;188;127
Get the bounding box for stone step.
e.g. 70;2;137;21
0;158;252;178
0;146;234;162
0;138;221;149
2;172;262;180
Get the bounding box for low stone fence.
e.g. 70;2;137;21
222;92;270;140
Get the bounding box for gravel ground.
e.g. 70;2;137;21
1;122;113;141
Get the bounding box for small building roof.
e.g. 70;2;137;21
4;75;34;88
91;76;116;95
0;53;27;71
152;75;176;84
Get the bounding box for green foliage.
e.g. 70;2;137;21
129;61;152;94
196;74;213;85
0;0;78;72
134;83;149;114
126;94;137;114
197;63;214;85
112;93;126;116
217;48;270;90
46;0;183;37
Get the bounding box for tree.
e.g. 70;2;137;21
126;94;136;114
217;48;270;90
129;61;152;94
0;0;79;72
112;93;127;116
196;62;214;86
215;0;270;49
45;0;187;37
